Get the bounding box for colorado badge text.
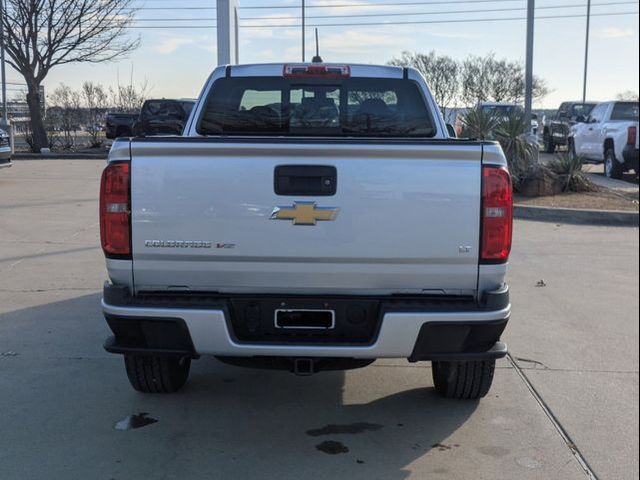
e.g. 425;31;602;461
144;240;213;248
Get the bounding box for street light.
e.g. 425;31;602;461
582;0;591;102
524;0;535;130
302;0;306;62
0;0;8;123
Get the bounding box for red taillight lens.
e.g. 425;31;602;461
283;64;350;78
481;166;513;263
100;162;131;257
627;126;637;146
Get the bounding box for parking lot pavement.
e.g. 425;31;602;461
1;160;637;480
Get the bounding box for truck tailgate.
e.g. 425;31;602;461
130;140;482;295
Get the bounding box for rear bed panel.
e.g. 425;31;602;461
130;140;483;295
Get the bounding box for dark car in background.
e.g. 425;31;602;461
0;127;11;168
542;101;596;153
132;99;196;136
105;113;139;139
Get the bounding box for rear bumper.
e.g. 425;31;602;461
102;284;510;362
0;147;12;162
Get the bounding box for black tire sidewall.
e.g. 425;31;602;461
605;149;623;179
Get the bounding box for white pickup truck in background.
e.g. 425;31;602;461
569;100;639;179
100;63;513;400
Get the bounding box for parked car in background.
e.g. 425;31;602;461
542;101;596;153
478;102;538;135
569;101;639;179
105;113;138;139
0;128;11;168
132;99;196;136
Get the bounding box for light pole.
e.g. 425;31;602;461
582;0;591;102
523;0;535;130
0;0;8;124
302;0;306;62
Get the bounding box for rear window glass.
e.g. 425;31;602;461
480;105;523;117
181;101;195;115
142;101;185;119
197;77;435;137
611;102;639;121
570;103;595;116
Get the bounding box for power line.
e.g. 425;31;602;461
131;1;637;23
238;0;528;8
243;10;639;27
241;1;637;19
124;10;638;28
133;2;635;21
126;0;533;11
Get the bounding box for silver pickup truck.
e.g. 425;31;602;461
100;63;513;400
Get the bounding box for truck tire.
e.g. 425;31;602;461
543;132;555;153
604;148;624;179
568;138;577;159
124;355;191;393
432;360;495;400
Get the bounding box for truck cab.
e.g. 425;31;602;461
542;101;596;153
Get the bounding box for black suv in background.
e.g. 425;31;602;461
542;101;596;153
132;99;196;136
105;113;139;139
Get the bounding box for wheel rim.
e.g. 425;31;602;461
605;154;612;177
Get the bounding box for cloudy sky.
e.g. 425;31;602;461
7;0;639;108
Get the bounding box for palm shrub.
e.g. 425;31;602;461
547;152;598;192
493;113;539;188
460;107;501;140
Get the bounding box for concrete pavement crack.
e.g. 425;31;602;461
0;222;98;272
507;353;599;480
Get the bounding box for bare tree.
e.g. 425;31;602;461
460;54;549;106
1;0;139;151
108;81;149;113
48;83;82;149
460;55;494;107
82;81;108;147
389;51;460;118
616;90;639;101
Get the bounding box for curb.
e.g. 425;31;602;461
514;204;639;227
13;152;108;160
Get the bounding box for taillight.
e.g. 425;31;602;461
481;166;513;263
100;162;131;258
283;64;350;78
627;126;637;146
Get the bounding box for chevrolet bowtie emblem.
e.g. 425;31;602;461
270;201;339;225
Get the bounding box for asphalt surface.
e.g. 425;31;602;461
0;160;638;480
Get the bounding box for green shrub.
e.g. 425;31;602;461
547;152;598;193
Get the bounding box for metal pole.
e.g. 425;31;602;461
302;0;305;62
524;0;535;129
582;0;591;102
0;0;8;123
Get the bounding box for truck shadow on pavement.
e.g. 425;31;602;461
0;293;479;480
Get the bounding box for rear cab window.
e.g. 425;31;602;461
611;102;639;121
197;76;436;138
570;103;596;117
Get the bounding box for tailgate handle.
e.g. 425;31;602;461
274;165;337;196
